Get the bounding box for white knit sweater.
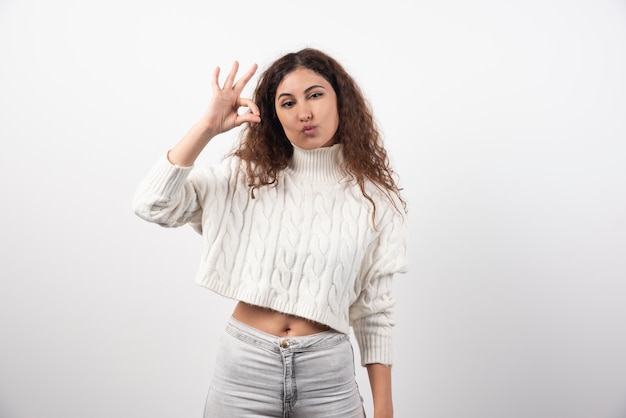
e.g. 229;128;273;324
133;144;408;365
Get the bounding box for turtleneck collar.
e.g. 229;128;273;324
286;143;346;183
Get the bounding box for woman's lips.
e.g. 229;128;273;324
302;125;316;136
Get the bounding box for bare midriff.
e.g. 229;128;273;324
232;301;330;337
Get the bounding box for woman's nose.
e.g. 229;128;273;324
299;106;312;122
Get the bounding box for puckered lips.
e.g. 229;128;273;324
301;125;316;136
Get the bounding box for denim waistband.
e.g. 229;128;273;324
225;316;348;354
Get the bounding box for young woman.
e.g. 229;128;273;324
133;48;408;418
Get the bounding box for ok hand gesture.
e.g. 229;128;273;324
201;61;261;135
167;61;261;166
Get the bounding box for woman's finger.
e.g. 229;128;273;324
236;112;261;126
223;61;240;89
210;66;221;91
239;97;260;116
232;63;258;93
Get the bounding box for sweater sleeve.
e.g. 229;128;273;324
350;207;408;366
132;154;203;233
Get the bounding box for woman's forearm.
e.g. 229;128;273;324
366;363;393;418
166;120;219;167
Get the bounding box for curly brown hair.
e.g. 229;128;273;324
232;48;406;219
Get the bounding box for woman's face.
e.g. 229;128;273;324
274;68;339;150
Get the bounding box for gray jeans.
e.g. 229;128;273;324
204;316;366;418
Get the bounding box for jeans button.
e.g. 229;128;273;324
280;339;290;348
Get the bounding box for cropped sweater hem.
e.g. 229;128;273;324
195;274;348;335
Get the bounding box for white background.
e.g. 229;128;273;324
1;1;626;417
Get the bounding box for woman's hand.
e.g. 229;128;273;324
167;61;261;167
199;61;261;136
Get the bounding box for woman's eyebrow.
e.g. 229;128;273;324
277;85;326;99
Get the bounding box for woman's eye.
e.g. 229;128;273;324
309;92;323;99
280;101;295;108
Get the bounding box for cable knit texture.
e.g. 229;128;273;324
133;144;408;366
